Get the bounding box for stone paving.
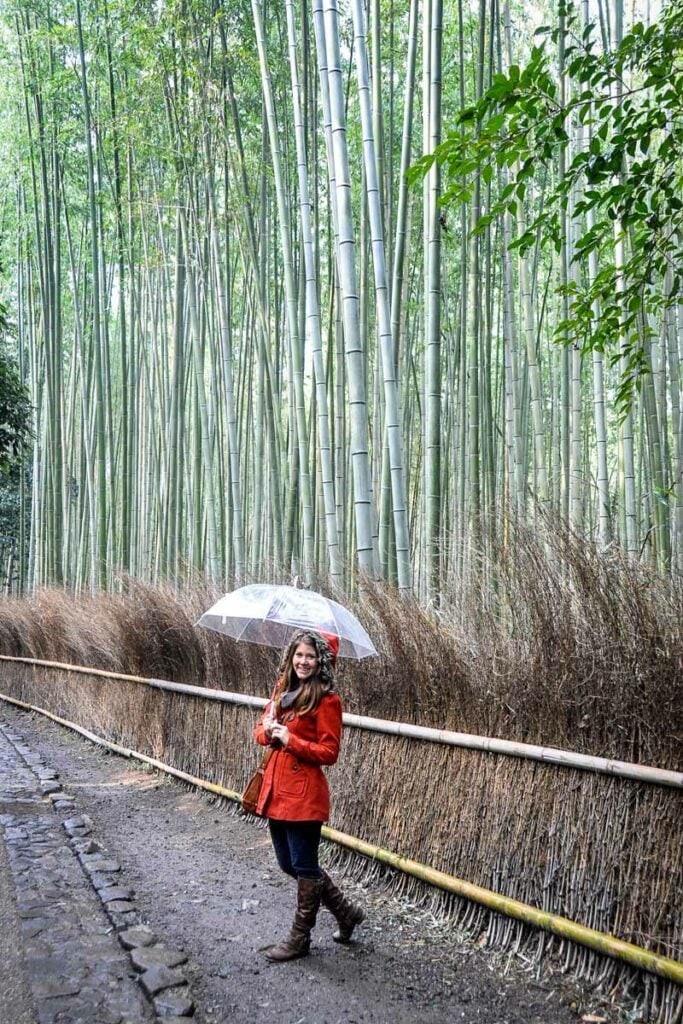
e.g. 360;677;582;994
0;715;191;1024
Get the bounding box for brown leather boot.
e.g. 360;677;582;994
265;876;323;962
321;871;365;943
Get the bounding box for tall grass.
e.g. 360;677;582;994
3;520;679;770
0;519;681;1022
1;520;679;766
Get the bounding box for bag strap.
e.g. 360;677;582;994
258;745;275;771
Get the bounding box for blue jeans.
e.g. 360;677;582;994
268;820;323;880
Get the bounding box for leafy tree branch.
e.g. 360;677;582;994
411;0;683;410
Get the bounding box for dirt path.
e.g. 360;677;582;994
0;702;617;1024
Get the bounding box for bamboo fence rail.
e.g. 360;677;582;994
1;655;680;788
0;686;681;988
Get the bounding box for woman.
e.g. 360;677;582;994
253;629;364;962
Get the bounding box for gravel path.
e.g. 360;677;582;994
0;702;618;1024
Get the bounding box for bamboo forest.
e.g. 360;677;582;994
1;4;683;1021
0;0;682;597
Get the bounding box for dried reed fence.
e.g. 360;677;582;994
0;521;681;1021
1;662;681;1022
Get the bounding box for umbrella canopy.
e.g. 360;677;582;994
197;584;378;660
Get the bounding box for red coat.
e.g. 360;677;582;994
253;693;342;821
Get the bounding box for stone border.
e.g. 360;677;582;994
8;725;196;1023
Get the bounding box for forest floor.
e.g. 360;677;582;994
0;701;637;1024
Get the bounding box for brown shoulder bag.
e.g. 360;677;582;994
241;746;274;815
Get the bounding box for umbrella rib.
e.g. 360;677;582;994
232;619;255;642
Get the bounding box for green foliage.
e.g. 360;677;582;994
0;305;31;570
411;0;683;412
0;482;23;552
0;323;32;479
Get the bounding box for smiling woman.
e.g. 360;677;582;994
251;629;364;963
291;641;318;680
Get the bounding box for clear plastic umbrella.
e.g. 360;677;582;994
196;584;378;659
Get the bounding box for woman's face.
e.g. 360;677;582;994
292;642;319;682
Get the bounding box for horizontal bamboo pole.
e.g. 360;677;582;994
322;825;683;986
340;712;683;788
0;654;268;707
1;687;681;987
1;655;682;788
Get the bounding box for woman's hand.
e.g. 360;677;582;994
270;722;290;747
262;710;277;737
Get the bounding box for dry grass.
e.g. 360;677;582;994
1;520;680;766
0;518;681;1023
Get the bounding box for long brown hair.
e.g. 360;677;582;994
272;630;336;716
